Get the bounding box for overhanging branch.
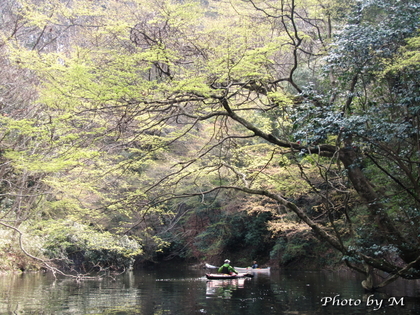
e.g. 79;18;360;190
171;185;344;252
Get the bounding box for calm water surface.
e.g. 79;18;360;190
0;265;419;314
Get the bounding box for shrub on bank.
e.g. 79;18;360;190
37;220;142;272
0;225;44;272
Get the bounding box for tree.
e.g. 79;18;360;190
292;0;420;288
0;0;152;273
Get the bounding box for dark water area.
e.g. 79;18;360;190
0;265;419;314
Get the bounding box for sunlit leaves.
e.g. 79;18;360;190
37;219;142;269
384;32;420;74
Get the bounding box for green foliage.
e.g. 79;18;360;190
0;224;45;272
293;0;420;217
36;220;142;271
270;231;339;268
192;208;274;261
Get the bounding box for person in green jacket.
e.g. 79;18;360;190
218;259;238;275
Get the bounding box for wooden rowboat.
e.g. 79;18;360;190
205;273;254;279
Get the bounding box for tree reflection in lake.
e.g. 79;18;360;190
0;266;419;314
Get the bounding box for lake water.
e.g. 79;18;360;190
0;265;419;314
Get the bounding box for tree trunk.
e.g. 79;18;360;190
339;145;420;268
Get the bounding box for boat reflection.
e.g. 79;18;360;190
206;277;251;299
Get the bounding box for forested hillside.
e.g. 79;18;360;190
0;0;419;290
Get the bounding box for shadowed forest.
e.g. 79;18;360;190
0;0;419;290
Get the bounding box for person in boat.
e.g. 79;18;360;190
218;259;238;275
251;261;258;269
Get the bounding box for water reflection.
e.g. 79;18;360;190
206;278;250;299
0;267;419;314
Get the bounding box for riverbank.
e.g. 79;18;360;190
0;251;44;274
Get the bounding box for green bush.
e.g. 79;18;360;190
37;220;142;271
192;211;274;261
0;225;44;272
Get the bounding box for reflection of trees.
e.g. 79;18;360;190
267;270;363;313
136;270;206;315
0;272;143;314
1;269;419;314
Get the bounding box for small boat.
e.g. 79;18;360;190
205;263;270;273
234;266;271;273
205;273;254;280
205;263;217;269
